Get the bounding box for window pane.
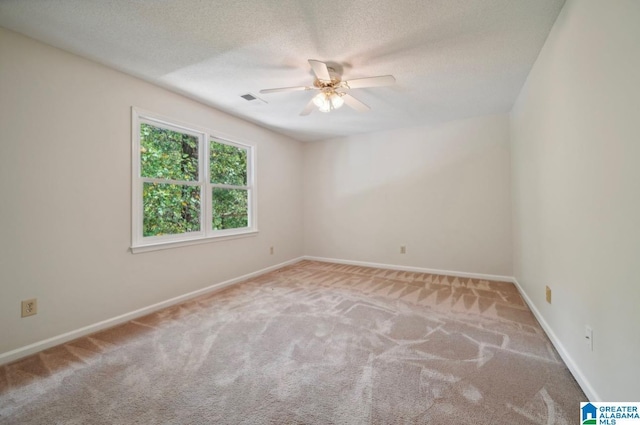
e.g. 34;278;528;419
140;123;199;181
143;183;201;236
212;188;248;230
210;141;247;186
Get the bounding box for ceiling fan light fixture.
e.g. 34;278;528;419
330;92;344;109
312;92;327;108
313;90;344;113
318;102;332;113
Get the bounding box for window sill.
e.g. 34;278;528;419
130;230;259;254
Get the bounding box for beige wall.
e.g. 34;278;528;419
303;115;513;277
511;0;640;400
0;28;304;355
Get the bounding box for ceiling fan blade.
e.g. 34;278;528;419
344;75;396;89
259;86;312;94
308;59;331;82
300;98;316;116
342;94;370;112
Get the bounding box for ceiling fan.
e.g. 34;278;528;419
259;60;396;116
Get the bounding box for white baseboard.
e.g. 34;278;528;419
512;277;599;402
0;257;304;366
302;255;515;283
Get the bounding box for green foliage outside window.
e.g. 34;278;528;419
210;141;246;186
140;123;198;181
140;123;249;237
211;141;249;230
140;124;200;236
212;188;248;230
143;183;200;236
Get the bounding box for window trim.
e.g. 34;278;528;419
131;107;257;253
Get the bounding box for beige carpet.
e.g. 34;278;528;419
0;260;585;424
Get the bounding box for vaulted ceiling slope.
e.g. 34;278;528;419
0;0;565;142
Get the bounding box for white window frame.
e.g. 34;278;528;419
131;107;257;253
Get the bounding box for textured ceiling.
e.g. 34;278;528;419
0;0;565;142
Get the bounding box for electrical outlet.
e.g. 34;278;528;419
21;299;37;317
545;286;552;304
585;326;593;351
269;246;274;255
400;245;406;254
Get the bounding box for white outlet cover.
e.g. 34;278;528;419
585;326;593;351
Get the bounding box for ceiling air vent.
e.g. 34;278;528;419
240;93;268;104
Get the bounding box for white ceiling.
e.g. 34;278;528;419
0;0;565;142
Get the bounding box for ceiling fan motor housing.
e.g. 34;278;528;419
314;67;342;89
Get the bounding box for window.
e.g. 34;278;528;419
132;108;256;252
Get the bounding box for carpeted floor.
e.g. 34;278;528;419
0;260;585;424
